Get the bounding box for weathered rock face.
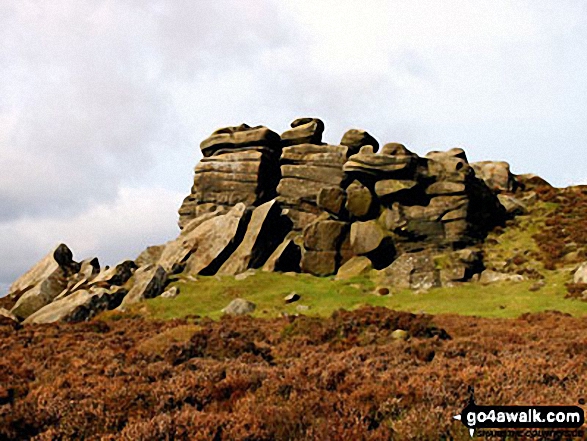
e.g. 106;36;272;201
178;124;282;229
340;129;379;155
300;216;349;276
25;287;127;324
218;200;292;275
174;119;518;282
10;244;83;320
281;118;324;147
7;244;79;301
119;265;168;307
222;298;256;316
471;161;518;193
278;150;350;230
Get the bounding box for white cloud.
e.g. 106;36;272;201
2;0;587;285
0;186;183;288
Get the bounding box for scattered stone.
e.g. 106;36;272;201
335;256;373;280
479;270;526;285
296;305;310;312
161;286;179;299
574;263;587;284
498;194;528;216
391;329;409;340
222;298;256;316
284;292;300;303
374;286;390;296
529;281;545;292
235;269;256;281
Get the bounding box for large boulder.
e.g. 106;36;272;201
574;263;587;284
218;200;291;275
178;148;280;229
471;161;518;193
340;129;379;155
222;298;256;316
135;245;165;267
300;217;349;276
375;251;440;290
345;180;374;219
10;244;82;320
300;251;338;277
262;233;302;273
199;124;281;157
497;194;528;216
277;143;350;229
343;145;416;180
7;244;77;299
515;173;552;191
119;265;168;307
160;204;250;275
91;260;137;287
24;287;127;324
350;221;395;269
281;118;324;146
335;256;373;281
182;204;250;275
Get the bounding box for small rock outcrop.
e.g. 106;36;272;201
222;298;256;316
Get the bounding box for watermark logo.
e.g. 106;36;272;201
453;387;585;438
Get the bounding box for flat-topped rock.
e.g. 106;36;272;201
281;118;324;146
200;124;281;157
340;129;379;154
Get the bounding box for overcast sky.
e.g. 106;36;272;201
1;0;587;292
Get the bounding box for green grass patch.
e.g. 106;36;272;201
139;269;587;321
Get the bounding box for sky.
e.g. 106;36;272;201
1;0;587;293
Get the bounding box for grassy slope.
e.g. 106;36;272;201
115;198;587;321
133;268;586;321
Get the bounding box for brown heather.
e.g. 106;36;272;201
2;307;587;440
534;186;587;299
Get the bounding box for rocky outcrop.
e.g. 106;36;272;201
10;244;84;320
178;124;282;229
9;118;543;323
25;287;127;324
